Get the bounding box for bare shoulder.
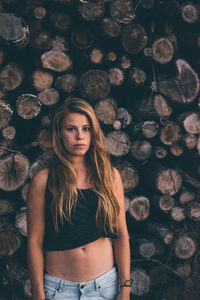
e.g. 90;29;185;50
28;167;49;198
113;167;122;184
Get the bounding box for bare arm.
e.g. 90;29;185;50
27;168;49;300
111;168;131;299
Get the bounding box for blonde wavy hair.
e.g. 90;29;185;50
47;98;120;234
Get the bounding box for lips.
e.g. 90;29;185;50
74;144;86;146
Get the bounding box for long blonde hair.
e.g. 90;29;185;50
47;98;120;234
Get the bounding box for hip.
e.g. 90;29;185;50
44;265;119;300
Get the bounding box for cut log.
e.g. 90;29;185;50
137;238;165;258
116;107;132;128
0;199;15;215
187;202;200;221
130;67;147;86
30;30;53;51
71;26;94;49
129;196;150;221
33;6;47;20
153;194;175;212
55;73;78;93
114;160;139;192
37;129;52;150
94;98;117;125
159;59;200;104
179;188;195;204
0;139;13;159
130;268;150;296
15;206;27;236
41;50;72;72
0;101;13;130
106;51;117;62
130;140;152;161
170;206;186;222
182;134;197;150
38;88;59;106
156;168;182;195
122;24;148;55
174;235;196;259
170;143;183;156
152;37;174;64
120;55;131;70
108;67;125;86
0;153;30;191
153;146;168;159
89;48;104;64
80;69;111;102
106;131;131;157
102;18;121;37
49;11;71;32
160;121;181;146
0;63;24;91
78;1;105;22
31;69;54;91
2;126;16;140
137;94;172;120
141;121;159;139
178;111;200;134
0;219;21;256
181;3;200;24
51;35;69;52
16;94;41;119
110;0;135;24
0;13;29;48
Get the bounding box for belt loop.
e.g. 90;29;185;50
94;279;98;291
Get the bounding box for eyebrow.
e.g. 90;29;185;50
62;124;90;127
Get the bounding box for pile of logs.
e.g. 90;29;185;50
0;0;200;299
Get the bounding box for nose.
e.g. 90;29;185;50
76;129;84;139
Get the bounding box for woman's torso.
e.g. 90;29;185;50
43;169;115;281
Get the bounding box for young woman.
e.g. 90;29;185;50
27;98;131;300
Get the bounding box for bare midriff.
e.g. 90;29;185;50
44;237;115;281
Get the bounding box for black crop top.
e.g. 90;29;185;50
43;185;118;251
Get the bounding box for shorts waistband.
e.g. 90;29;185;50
44;266;118;290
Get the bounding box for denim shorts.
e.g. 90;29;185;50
43;266;119;299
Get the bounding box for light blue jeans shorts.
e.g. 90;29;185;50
43;266;119;300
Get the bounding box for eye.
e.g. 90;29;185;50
66;127;75;132
83;127;90;132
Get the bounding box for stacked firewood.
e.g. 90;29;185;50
0;0;200;299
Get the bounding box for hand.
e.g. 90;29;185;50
116;288;131;300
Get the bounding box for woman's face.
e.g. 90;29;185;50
60;112;92;158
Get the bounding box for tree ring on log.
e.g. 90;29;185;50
152;37;174;64
16;94;41;119
0;13;29;48
0;153;30;191
80;69;111;101
156;168;182;195
122;24;148;55
110;0;135;24
175;236;196;259
131;268;150;296
106;131;131;157
41;50;72;72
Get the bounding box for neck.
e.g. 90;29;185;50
70;156;87;171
